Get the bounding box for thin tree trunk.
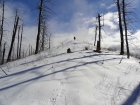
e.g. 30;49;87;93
0;0;5;49
117;0;124;55
31;46;32;55
96;14;101;52
17;26;20;59
49;33;51;49
19;24;23;59
35;0;43;54
12;43;15;61
1;42;6;65
29;44;30;56
122;0;130;58
41;22;45;51
94;26;98;46
7;16;19;62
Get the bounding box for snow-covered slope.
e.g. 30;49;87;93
0;39;140;105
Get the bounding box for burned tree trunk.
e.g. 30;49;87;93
0;0;5;50
96;14;101;53
1;42;6;65
17;26;20;59
35;0;43;54
94;26;98;46
116;0;124;55
122;0;130;58
7;12;19;62
19;24;23;59
41;22;46;51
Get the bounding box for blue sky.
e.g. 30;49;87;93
2;0;140;49
5;0;140;32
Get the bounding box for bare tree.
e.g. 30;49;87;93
7;10;19;62
17;25;20;59
1;42;6;65
94;26;98;46
0;0;5;61
115;0;124;55
35;0;53;54
122;0;130;58
41;22;46;51
35;0;43;54
19;24;23;59
95;14;104;53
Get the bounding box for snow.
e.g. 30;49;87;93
0;38;140;105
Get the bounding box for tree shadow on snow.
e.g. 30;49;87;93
0;53;122;91
122;83;140;105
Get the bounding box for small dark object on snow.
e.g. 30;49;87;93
74;37;76;40
67;48;71;53
85;47;88;50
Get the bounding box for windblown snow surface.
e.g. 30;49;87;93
0;38;140;105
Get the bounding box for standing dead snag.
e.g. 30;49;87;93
116;0;124;55
1;42;6;65
94;26;98;46
122;0;130;58
0;0;5;50
97;14;101;52
41;22;47;51
35;0;53;54
19;24;23;59
115;0;136;58
95;14;104;53
17;26;20;59
35;0;43;54
0;0;5;61
7;10;19;62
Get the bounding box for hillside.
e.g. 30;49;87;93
0;39;140;105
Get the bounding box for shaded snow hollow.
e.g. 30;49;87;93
0;39;140;105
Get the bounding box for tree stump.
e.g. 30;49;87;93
67;48;71;53
74;37;76;40
85;47;88;50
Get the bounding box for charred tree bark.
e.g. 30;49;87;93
122;0;130;58
49;33;51;49
35;0;43;54
0;0;5;49
94;26;98;46
7;14;19;62
19;24;23;59
17;26;20;59
116;0;124;55
29;44;31;56
41;22;45;51
1;42;6;65
96;14;101;53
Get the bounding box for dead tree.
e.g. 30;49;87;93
94;26;98;46
1;42;6;65
7;10;19;62
19;24;23;59
48;33;52;49
17;26;20;59
35;0;52;54
98;14;101;52
0;0;5;60
35;0;43;54
41;22;46;51
115;0;124;55
0;0;5;50
95;14;104;53
122;0;130;58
